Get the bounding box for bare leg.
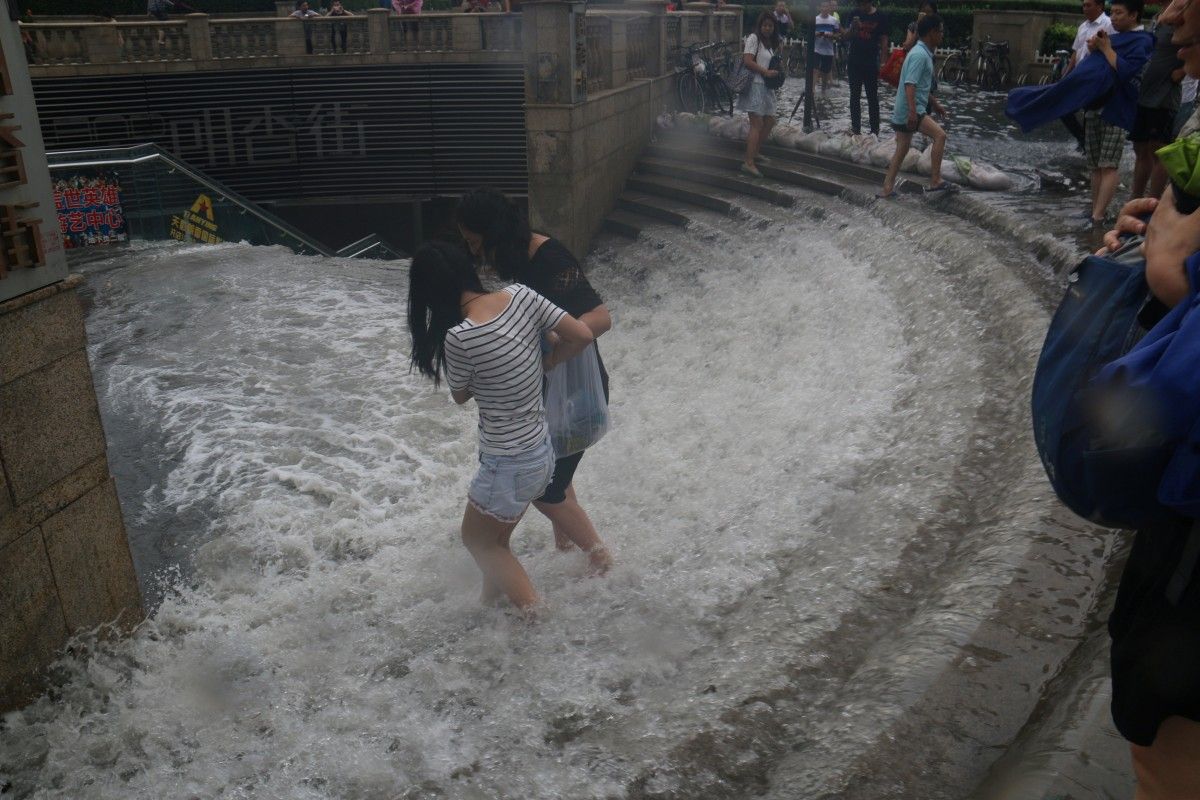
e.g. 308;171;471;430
744;113;764;168
1132;141;1155;199
460;503;539;609
533;484;612;574
1150;159;1170;200
762;115;777;142
919;115;947;189
1093;166;1120;223
881;129;912;195
1130;716;1200;799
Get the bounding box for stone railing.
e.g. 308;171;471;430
21;10;523;73
579;6;738;96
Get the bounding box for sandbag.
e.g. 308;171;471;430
901;148;920;172
818;134;846;157
967;162;1014;191
869;139;897;168
798;131;828;152
849;133;878;165
917;146;933;176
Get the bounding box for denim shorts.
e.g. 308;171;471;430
468;438;556;523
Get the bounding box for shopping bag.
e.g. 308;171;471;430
545;343;609;457
879;48;905;87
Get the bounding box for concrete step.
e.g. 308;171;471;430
602;209;643;239
635;158;796;208
644;140;852;197
648;134;923;196
616;192;691;226
624;174;734;214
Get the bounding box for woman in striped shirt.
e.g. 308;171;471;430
408;241;594;610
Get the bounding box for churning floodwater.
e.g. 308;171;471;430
1;188;1115;798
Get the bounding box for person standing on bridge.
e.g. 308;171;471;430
407;241;594;611
291;0;320;54
456;189;615;575
326;0;353;53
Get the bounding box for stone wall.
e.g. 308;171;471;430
972;10;1082;84
527;73;674;256
523;0;739;257
0;7;143;712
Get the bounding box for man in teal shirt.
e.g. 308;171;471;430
879;14;951;196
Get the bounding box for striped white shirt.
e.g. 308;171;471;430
444;285;567;455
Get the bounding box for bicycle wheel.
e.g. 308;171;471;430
938;54;966;86
997;55;1012;88
677;71;704;113
710;76;734;116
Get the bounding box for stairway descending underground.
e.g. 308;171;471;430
603;131;923;240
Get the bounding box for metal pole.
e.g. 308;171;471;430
802;0;817;131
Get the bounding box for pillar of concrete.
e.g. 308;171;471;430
0;6;143;712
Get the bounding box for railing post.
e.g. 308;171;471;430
86;23;122;64
721;5;742;46
627;0;667;76
451;13;482;51
367;7;390;54
185;13;211;62
523;0;586;104
684;2;712;43
608;15;627;89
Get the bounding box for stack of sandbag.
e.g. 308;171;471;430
950;155;1014;190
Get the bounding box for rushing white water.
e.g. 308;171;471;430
1;194;1071;799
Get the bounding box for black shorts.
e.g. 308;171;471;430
1109;516;1200;746
537;450;584;504
816;53;833;73
891;113;925;134
1129;106;1176;143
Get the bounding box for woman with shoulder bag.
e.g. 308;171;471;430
739;12;784;177
456;188;614;575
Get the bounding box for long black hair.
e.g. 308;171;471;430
455;187;532;282
407;240;484;385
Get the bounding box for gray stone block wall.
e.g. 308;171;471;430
0;278;144;712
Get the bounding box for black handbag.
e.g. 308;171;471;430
764;54;785;89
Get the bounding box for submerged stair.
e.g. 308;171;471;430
601;128;922;240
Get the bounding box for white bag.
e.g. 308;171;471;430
545;343;609;457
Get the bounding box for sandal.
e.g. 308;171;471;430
924;183;957;194
875;190;898;199
740;163;763;178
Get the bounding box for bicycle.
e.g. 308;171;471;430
1043;47;1070;84
937;38;971;86
676;42;734;116
975;37;1012;90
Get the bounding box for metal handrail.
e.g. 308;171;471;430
49;143;336;257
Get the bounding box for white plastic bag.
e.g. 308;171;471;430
544;343;609;457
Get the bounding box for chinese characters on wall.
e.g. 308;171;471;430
53;174;127;249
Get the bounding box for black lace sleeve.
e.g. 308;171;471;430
526;239;604;318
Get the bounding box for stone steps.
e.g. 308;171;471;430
600;128;927;240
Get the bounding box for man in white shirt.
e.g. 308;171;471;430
1058;0;1116;148
1067;0;1116;73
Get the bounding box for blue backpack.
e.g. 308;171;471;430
1031;252;1175;529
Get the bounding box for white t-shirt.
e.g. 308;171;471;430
443;284;567;456
744;33;775;85
1073;13;1115;65
1184;75;1198;105
814;13;840;56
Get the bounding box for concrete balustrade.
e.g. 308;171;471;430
21;11;525;74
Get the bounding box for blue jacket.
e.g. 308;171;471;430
1005;29;1154;132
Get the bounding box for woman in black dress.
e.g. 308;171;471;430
455;188;613;573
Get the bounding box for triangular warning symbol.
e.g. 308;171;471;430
189;194;215;222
